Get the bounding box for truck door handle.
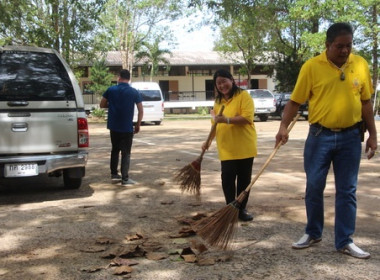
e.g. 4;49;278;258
7;101;29;107
12;123;28;132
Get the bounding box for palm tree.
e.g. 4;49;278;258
135;36;171;81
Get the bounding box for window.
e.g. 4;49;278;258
137;90;162;101
0;51;75;101
248;89;273;98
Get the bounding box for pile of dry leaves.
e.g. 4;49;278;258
78;213;231;278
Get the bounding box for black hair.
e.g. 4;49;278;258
213;69;241;103
326;22;353;43
119;69;131;80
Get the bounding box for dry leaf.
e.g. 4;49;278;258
146;252;169;260
169;227;195;238
168;249;182;255
180;247;197;263
154;179;166;185
160;200;174;205
80;266;103;273
190;240;208;254
197;257;215;266
179;226;196;236
169;233;188;238
171;238;188;245
110;257;139;267
180;247;194;255
78;244;107;253
119;245;146;258
141;241;162;252
113;265;133;275
217;254;232;262
176;217;194;225
96;237;116;245
192;213;208;221
101;251;118;259
188;202;202;207
182;254;197;263
125;233;144;241
102;244;145;259
101;244;123;259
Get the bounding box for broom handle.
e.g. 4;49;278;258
244;114;301;193
200;105;225;159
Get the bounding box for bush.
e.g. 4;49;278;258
197;106;209;115
91;108;106;118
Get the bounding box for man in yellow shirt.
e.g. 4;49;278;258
275;22;377;259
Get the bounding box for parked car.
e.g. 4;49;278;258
0;45;89;189
272;92;308;120
247;89;276;121
131;82;164;125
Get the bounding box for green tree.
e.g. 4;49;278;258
207;1;275;87
269;0;322;91
89;58;114;96
135;35;171;81
96;0;184;72
289;0;378;87
192;0;378;94
0;0;105;66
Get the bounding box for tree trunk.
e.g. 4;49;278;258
51;0;60;52
371;4;378;114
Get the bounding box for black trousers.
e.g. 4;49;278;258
110;130;134;180
221;157;254;210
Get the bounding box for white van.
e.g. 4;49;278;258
131;82;164;125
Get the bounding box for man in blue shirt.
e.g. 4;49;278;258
100;69;143;185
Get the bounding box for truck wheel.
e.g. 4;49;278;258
259;115;268;122
63;168;83;189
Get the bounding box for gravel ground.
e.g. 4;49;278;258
0;118;379;280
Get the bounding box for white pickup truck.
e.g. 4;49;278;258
247;89;276;121
0;45;89;189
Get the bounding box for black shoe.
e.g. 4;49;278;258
121;178;136;186
111;174;122;183
239;209;253;221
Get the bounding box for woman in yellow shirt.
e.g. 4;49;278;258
203;69;257;221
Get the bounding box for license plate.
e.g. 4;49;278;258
143;105;154;112
4;163;39;177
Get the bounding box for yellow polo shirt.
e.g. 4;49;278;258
291;51;373;128
213;90;257;161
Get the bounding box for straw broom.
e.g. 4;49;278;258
175;105;225;196
192;114;301;250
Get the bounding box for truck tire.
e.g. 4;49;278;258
259;115;269;122
63;168;84;189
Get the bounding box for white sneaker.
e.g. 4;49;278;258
338;243;370;259
292;233;322;249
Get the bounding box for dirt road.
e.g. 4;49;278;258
0;118;379;279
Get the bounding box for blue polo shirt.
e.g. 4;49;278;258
103;82;142;133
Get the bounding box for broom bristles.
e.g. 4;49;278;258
175;157;202;195
192;191;249;250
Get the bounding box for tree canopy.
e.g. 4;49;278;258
1;0;378;98
190;0;378;93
